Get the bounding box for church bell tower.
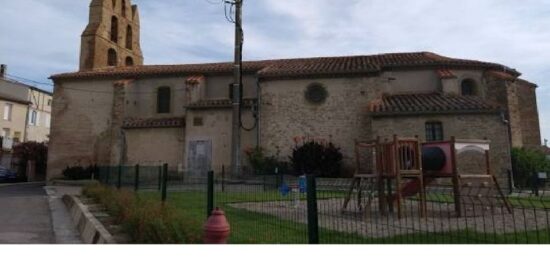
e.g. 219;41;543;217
79;0;144;71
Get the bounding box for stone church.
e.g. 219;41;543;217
46;0;541;181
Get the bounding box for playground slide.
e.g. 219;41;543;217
393;176;436;200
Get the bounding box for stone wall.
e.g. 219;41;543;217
124;127;185;168
259;77;386;174
371;113;512;188
516;82;541;147
47;80;116;179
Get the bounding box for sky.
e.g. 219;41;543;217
0;0;548;143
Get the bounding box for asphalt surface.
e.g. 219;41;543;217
0;183;54;244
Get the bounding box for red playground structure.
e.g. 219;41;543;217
342;136;511;218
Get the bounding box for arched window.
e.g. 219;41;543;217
126;25;133;49
107;48;117;66
122;0;127;18
125;57;134;66
112;0;117;8
157;87;171;114
425;121;443;142
461;79;477;96
110;16;119;43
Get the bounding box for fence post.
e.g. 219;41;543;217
117;165;122;189
134;164;140;192
106;167;111;185
306;174;319;244
158;165;162;191
221;165;225;193
207;170;214;218
161;164;168;203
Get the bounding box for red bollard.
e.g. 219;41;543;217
203;208;230;244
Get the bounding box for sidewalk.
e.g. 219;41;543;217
44;185;83;244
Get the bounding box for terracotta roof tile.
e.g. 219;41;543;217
369;92;499;116
437;69;456;79
487;70;517;81
185;75;205;85
122;117;185;129
50;52;520;81
186;98;256;110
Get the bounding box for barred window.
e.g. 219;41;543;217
157;87;171;114
107;49;117;66
425;121;444;142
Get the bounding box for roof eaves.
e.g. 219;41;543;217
370;109;502;118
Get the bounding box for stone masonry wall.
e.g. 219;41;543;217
516;82;541;147
260;77;387;175
47;80;116;180
371;113;512;189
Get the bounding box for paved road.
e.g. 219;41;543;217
0;183;54;244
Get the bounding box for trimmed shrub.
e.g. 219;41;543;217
62;165;98;180
290;140;343;177
82;184;202;244
244;147;289;175
12;141;48;179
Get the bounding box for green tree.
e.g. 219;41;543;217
511;148;550;188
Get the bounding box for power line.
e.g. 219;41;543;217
4;73;54;87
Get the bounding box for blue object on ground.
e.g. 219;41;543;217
299;175;307;193
279;183;290;196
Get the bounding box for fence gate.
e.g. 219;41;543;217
187;140;212;177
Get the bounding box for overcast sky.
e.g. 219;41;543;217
0;0;548;143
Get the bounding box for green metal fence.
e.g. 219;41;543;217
92;164;550;244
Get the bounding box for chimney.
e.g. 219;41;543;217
0;64;6;79
545;139;548;147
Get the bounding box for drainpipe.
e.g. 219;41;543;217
24;103;30;142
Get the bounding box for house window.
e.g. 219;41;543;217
461;79;477;96
126;25;133;50
193;117;204;127
425;121;444;142
110;16;119;43
125;56;134;66
3;103;13;121
157;87;171;114
305;83;328;104
47;99;52;106
108;48;117;66
29;110;39;126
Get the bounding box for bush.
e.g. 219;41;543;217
12;141;48;179
511;148;550;188
290;140;343;177
82;184;202;244
244;147;289;175
62;165;98;180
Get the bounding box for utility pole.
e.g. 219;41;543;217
230;0;243;176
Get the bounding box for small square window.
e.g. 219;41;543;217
193;117;204;127
425;121;444;142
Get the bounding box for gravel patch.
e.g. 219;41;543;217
229;198;550;239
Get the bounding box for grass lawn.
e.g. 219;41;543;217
138;190;550;244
